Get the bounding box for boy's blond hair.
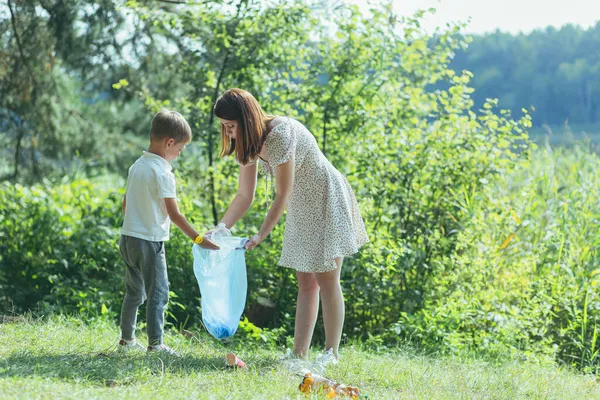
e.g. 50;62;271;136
150;109;192;143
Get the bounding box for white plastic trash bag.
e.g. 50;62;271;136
192;235;248;339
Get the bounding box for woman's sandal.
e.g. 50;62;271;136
226;352;248;369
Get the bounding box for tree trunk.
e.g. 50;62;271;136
12;123;24;182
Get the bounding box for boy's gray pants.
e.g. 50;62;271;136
119;235;169;346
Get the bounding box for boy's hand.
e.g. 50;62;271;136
199;236;220;250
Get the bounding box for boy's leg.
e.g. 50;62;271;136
142;241;169;346
119;235;146;341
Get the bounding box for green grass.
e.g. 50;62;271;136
1;317;600;399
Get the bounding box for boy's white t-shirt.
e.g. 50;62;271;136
122;151;176;242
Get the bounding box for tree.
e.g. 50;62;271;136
451;23;600;127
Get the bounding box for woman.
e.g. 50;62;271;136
212;88;368;363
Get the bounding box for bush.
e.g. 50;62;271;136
0;179;123;315
392;143;600;371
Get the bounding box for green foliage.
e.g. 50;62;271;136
0;179;123;314
393;144;600;372
0;0;147;182
3;0;600;374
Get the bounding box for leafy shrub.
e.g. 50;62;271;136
0;179;123;315
392;144;600;371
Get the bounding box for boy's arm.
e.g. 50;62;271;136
220;162;258;229
122;195;126;214
164;198;219;250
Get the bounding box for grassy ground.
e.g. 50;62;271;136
1;317;600;399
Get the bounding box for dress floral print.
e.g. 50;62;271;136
259;118;368;273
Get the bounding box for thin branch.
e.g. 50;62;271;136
205;0;246;225
206;48;232;225
157;0;188;4
7;0;37;87
7;0;41;181
12;122;24;182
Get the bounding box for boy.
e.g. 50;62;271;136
118;109;219;355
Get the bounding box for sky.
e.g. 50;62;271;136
349;0;600;34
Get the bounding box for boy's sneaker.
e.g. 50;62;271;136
147;344;180;357
118;338;146;353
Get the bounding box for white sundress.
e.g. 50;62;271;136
258;118;368;273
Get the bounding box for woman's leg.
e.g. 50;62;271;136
294;271;320;358
315;257;344;359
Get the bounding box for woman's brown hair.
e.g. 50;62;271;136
213;88;273;165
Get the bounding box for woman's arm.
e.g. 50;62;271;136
246;159;294;249
219;162;258;229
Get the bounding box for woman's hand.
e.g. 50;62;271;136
245;233;265;250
